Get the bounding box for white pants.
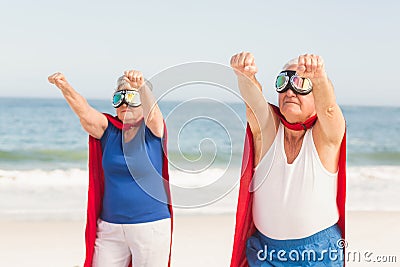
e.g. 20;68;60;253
93;218;171;267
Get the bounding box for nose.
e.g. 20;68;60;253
116;102;128;110
285;88;297;97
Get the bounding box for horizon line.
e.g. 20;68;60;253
0;96;398;108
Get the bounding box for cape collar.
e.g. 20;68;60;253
271;104;317;131
104;114;143;130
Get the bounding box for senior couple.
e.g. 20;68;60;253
48;52;346;267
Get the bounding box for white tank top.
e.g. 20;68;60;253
252;122;339;240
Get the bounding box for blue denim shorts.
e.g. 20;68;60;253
246;224;344;267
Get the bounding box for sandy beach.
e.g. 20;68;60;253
0;211;399;267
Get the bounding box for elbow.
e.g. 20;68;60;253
318;103;341;120
325;105;337;119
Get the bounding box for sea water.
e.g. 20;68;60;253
1;98;399;220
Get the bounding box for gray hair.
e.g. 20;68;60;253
116;76;131;91
115;75;153;91
282;58;298;70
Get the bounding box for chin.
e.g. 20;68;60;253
117;112;132;122
281;106;302;122
121;115;135;123
281;104;300;113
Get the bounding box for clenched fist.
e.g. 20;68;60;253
296;54;327;80
230;52;258;79
124;70;144;90
48;72;70;90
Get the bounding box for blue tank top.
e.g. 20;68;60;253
100;121;170;224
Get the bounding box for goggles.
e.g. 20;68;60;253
112;90;141;108
275;70;313;95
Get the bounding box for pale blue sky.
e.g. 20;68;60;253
1;0;399;106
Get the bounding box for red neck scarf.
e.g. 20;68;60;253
230;104;346;267
270;104;317;131
84;114;173;267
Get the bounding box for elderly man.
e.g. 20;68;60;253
230;53;346;266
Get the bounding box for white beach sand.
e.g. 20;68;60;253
0;211;399;267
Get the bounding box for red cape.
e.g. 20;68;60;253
230;107;346;267
84;114;173;267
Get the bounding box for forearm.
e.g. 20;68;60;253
243;85;277;165
295;54;345;140
238;76;271;131
312;76;345;142
59;83;92;121
313;77;344;121
138;83;163;124
48;72;107;138
312;77;338;112
237;75;263;105
230;52;272;132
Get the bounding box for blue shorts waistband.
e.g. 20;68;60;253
255;224;342;249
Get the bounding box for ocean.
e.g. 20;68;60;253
1;98;399;220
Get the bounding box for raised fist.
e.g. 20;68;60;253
48;72;69;90
230;52;258;79
124;70;144;89
296;54;327;80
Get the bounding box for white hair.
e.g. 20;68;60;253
115;76;153;91
282;58;298;70
116;76;131;91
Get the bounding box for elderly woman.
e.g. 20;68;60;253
230;53;346;266
48;70;172;267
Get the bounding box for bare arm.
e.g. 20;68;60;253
296;55;345;145
124;70;164;138
48;73;108;139
230;52;277;165
296;55;345;172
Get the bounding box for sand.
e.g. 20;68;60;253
0;211;399;267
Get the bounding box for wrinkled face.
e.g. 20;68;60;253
278;64;316;123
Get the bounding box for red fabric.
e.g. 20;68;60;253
230;105;346;267
84;114;173;267
270;104;318;131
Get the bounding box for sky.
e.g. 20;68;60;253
1;0;399;106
